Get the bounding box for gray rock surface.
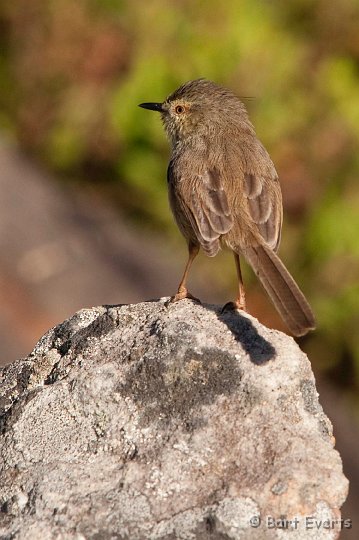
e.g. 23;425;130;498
0;299;349;539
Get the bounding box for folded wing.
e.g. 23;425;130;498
168;163;233;256
243;171;282;251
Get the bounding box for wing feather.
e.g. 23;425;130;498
243;172;282;251
168;162;233;256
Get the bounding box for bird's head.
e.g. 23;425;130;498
139;79;250;147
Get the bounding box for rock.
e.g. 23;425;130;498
0;299;349;539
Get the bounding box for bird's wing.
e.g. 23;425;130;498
168;163;233;256
243;170;282;252
192;168;233;239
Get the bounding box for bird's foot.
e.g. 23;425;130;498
170;287;201;304
221;299;247;314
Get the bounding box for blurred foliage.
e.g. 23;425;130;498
0;0;359;392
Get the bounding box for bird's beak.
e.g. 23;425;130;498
138;102;164;113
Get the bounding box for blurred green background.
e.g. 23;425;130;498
0;0;359;402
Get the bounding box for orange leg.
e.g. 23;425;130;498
171;243;200;303
222;252;247;312
233;252;246;310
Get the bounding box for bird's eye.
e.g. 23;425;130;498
175;105;185;114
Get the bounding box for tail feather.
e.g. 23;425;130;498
242;243;315;336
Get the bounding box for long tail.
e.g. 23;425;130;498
242;243;315;336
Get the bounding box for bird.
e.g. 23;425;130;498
139;79;315;336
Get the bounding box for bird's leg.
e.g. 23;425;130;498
233;252;247;310
222;252;247;312
171;243;200;303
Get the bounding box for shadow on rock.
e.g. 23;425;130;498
209;305;276;365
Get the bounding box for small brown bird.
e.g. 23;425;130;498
139;79;315;336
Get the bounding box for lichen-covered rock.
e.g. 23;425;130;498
0;299;348;539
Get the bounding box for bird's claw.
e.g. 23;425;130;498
221;300;247;314
170;289;201;304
